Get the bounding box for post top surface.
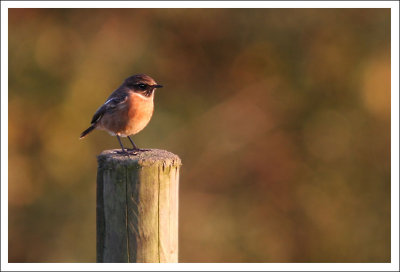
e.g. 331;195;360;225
97;149;182;167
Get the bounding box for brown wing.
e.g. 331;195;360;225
90;94;128;124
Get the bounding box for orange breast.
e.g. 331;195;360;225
98;92;154;136
123;92;154;136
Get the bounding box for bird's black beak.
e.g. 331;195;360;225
154;84;163;88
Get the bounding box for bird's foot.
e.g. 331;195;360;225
115;149;130;155
127;148;149;152
115;148;149;155
129;148;150;152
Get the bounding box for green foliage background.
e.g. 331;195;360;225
8;8;390;262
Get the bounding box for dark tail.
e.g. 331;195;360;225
80;125;95;139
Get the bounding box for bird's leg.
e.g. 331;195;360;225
127;136;139;150
116;135;126;153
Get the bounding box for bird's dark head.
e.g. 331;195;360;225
123;74;163;97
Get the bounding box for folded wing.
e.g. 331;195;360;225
91;95;128;124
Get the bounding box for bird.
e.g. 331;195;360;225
79;74;163;152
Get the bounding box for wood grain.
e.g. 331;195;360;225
96;149;181;263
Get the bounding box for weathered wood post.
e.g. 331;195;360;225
96;149;181;263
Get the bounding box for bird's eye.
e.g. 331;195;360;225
138;84;147;90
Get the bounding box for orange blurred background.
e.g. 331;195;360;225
8;8;390;262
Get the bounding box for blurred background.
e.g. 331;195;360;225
8;8;391;262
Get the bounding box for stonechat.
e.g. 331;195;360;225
80;74;163;152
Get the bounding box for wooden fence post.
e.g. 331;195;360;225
96;149;181;263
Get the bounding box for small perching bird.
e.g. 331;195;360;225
79;74;163;152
